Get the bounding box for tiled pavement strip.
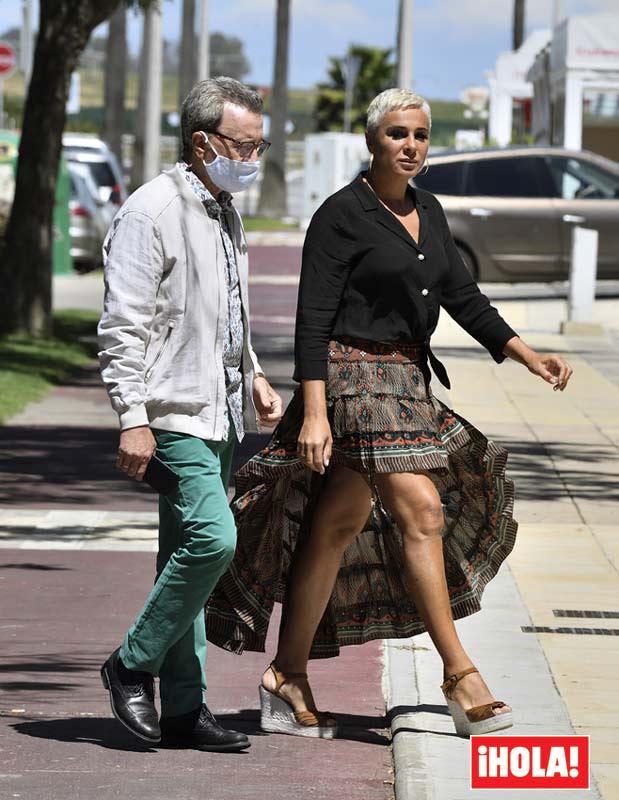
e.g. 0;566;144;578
2;296;618;799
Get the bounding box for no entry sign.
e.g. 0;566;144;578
0;43;17;79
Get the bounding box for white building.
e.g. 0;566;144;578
487;29;552;147
528;13;619;160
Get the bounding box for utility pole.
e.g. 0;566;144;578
396;0;413;89
196;0;209;81
257;0;290;218
342;52;360;133
178;0;196;106
552;0;565;27
20;0;34;87
513;0;525;50
103;4;127;165
133;2;163;186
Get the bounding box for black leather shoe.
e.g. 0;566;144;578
160;703;250;752
100;647;160;743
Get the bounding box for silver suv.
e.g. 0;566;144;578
413;146;619;281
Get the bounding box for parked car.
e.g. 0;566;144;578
67;161;109;272
62;133;128;208
412;146;619;281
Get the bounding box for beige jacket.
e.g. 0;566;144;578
98;166;262;439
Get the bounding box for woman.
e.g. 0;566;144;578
206;89;572;739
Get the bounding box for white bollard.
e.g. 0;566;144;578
561;226;603;335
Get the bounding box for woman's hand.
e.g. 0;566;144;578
503;337;573;391
297;416;332;474
526;352;573;391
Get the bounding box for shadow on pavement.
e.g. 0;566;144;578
12;711;388;749
218;709;389;746
11;717;158;753
0;561;72;570
0;428;271;509
501;437;619;503
388;703;459;738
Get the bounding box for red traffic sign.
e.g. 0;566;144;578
0;42;17;79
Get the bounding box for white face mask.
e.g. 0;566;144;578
200;132;260;193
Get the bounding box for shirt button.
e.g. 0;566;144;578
421;288;429;296
418;253;425;261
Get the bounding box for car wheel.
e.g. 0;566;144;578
456;244;478;280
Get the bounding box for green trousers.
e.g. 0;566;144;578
119;428;236;717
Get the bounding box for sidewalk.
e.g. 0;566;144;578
384;315;617;799
1;297;618;799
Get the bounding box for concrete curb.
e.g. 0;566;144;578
383;639;431;800
382;566;601;800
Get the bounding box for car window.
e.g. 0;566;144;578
84;161;115;188
465;157;545;197
413;162;465;195
546;156;619;200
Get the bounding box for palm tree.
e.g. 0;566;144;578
103;3;127;165
178;0;195;107
256;0;290;219
315;46;396;133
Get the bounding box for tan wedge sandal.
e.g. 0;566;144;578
441;667;513;737
259;663;338;738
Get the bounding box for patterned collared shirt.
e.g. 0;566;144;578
177;162;245;442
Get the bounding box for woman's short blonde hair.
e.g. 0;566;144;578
366;88;432;136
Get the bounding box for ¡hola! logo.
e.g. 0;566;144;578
470;735;589;790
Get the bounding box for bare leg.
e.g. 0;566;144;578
262;465;373;712
375;472;510;716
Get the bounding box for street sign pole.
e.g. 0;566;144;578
0;42;18;128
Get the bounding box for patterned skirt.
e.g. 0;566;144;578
206;338;518;659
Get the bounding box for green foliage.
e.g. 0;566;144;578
0;309;100;424
314;45;396;133
210;32;251;82
243;217;299;231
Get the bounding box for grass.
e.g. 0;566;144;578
243;217;299;231
0;309;100;425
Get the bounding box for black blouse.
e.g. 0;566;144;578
294;173;518;388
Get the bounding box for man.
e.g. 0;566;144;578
98;77;282;752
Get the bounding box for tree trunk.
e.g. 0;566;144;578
103;4;127;165
178;0;195;107
513;0;525;50
256;0;290;219
0;0;122;336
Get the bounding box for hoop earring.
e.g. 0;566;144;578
418;160;429;176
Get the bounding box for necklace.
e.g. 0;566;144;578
363;174;414;217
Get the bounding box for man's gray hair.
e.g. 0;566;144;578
180;76;263;161
366;88;432;136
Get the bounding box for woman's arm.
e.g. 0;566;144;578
298;380;332;474
294;201;354;474
503;336;573;391
294;201;354;381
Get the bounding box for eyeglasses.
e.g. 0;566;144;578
209;130;271;159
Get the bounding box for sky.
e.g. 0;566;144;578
1;0;617;99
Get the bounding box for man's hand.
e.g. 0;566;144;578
117;426;157;481
253;375;283;428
